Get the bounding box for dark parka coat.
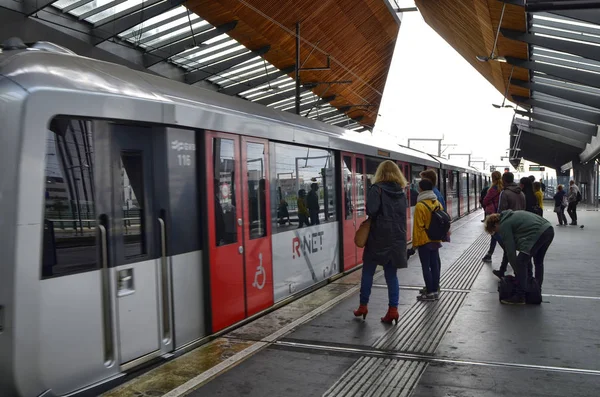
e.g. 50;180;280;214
362;182;408;269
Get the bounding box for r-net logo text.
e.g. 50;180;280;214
293;231;325;259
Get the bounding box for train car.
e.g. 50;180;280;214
0;41;483;397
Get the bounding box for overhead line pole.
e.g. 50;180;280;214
295;22;301;115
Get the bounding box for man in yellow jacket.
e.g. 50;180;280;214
413;179;443;301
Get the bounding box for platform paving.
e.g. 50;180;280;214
103;208;600;397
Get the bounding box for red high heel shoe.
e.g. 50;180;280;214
353;304;368;320
381;306;399;324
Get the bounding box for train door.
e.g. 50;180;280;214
398;161;412;241
39;121;174;394
241;136;273;317
341;153;365;271
104;126;172;366
205;132;273;332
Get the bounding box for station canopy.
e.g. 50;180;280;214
35;0;403;133
415;0;600;170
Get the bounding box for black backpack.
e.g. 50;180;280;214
421;201;451;241
576;190;582;203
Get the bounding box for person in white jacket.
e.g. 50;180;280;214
567;180;580;226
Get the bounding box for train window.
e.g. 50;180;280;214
356;158;365;217
165;128;200;255
246;142;267;239
270;142;337;234
409;165;425;207
365;157;381;185
343;156;353;220
41;123;98;279
120;152;147;259
213;138;237;246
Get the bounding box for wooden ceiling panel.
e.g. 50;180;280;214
188;0;400;127
415;0;529;105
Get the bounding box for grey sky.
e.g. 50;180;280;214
375;10;515;169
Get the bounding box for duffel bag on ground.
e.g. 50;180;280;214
498;275;517;302
498;275;542;304
526;277;542;305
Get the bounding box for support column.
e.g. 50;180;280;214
295;22;301;115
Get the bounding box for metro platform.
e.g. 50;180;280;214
102;207;600;397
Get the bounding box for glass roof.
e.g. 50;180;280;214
50;0;366;132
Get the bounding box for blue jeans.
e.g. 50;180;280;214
360;260;399;307
418;247;441;293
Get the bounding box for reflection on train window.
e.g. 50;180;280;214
365;157;382;186
246;142;267;239
356;158;365;218
120;152;147;260
343;156;353;220
410;165;424;207
213;138;237;246
270;142;337;234
41;122;98;279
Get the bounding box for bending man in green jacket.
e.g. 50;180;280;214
484;210;554;305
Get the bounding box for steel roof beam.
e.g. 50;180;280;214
520;126;587;150
24;0;67;16
185;46;270;84
513;95;600;125
528;120;591;143
548;9;600;25
144;21;237;67
506;56;600;90
515;108;597;136
512;78;600;110
527;1;600;12
221;66;295;96
501;28;600;63
92;0;186;45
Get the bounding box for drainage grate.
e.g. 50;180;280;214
440;232;489;290
322;357;426;397
373;291;468;353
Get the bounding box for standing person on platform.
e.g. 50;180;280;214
353;161;408;324
480;181;490;223
413;179;444;302
484;211;554;304
533;181;544;217
420;169;447;211
553;185;568;226
481;171;503;263
567;180;581;226
520;177;537;213
492;172;526;280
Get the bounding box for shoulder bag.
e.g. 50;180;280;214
354;186;381;248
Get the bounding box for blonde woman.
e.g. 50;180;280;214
481;171;503;263
353;160;408;324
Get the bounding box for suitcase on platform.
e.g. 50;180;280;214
498;275;542;304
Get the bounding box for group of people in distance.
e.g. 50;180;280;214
353;161;449;324
353;162;570;322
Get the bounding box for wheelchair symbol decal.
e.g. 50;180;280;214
252;253;266;290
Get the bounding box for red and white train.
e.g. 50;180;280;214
0;41;486;396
